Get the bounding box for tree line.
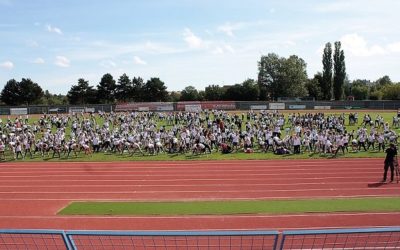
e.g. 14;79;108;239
1;41;400;106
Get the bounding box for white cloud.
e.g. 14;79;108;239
99;60;117;68
0;61;13;70
183;28;206;49
387;42;400;53
55;56;70;67
26;39;39;48
218;23;237;37
341;33;386;57
314;2;357;13
33;57;45;64
46;24;63;35
133;56;147;65
212;44;235;55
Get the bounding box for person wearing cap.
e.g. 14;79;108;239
382;143;397;183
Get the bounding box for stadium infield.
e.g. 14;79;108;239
0;158;399;231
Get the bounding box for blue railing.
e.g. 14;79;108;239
1;227;400;249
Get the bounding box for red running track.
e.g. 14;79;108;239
0;158;399;230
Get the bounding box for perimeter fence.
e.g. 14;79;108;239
1;227;400;249
0;100;400;115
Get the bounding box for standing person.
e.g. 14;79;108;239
382;143;397;183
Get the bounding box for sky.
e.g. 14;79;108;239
0;0;399;95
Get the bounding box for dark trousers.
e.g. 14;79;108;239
383;161;394;182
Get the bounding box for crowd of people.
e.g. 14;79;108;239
0;110;399;160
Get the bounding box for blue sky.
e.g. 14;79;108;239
0;0;399;94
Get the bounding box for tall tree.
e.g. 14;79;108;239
180;86;199;101
19;78;44;105
204;84;225;101
97;73;116;104
67;78;97;105
333;41;346;100
258;53;308;100
306;73;323;100
115;73;132;102
322;42;333;100
258;53;281;101
240;79;259;101
1;79;21;105
281;55;308;97
131;76;145;102
142;78;169;102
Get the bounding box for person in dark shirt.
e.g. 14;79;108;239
382;143;397;182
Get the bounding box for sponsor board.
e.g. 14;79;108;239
250;105;267;110
314;106;331;110
269;103;285;110
116;102;173;111
288;105;306;110
85;107;95;113
69;107;85;113
10;108;28;115
138;107;149;112
185;104;202;112
156;105;174;111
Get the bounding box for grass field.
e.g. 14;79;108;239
59;197;400;216
1;110;398;161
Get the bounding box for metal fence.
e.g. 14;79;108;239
1;227;400;249
0;100;399;115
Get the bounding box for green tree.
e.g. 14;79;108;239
115;74;133;102
382;84;400;100
1;79;21;105
375;75;392;89
282;55;308;97
42;90;68;105
142;78;169;102
258;53;308;100
19;78;44;105
350;80;369;100
180;86;199;101
333;41;346;100
241;79;259;101
97;73;116;104
67;78;97;105
224;84;242;100
204;84;225;101
258;53;281;100
168;91;181;102
131;77;145;102
322;42;333;100
306;73;323;100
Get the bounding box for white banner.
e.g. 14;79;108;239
69;107;85;113
85;107;95;113
250;105;267;110
289;105;306;110
185;104;202;112
10;108;28;115
314;106;331;110
269;103;285;110
156;105;174;111
138;107;150;111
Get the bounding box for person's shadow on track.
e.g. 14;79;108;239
368;182;387;188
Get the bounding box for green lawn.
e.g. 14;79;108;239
59;197;400;216
1;110;397;162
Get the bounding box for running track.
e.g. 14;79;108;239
0;158;399;231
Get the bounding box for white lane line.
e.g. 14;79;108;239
1;212;400;220
0;182;381;187
1;195;398;201
0;187;398;194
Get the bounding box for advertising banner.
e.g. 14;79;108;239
269;103;285;110
10;108;28;115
